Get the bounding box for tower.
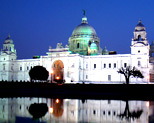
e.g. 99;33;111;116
0;35;17;81
131;20;149;56
131;20;149;82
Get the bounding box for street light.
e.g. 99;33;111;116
56;76;60;80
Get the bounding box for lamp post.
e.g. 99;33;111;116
50;70;54;83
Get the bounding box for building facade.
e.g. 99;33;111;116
0;15;153;83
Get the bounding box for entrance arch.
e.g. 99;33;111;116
52;60;64;82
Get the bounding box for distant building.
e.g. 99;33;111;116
0;14;153;83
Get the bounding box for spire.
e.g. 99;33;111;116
6;34;11;40
83;9;85;16
151;41;154;46
81;10;88;24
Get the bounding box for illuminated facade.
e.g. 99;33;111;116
0;15;153;83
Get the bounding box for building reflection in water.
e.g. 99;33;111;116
0;97;152;122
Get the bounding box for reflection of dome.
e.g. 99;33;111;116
72;16;97;36
135;20;145;31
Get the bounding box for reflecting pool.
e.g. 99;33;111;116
0;97;153;122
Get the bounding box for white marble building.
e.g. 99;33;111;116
0;15;152;83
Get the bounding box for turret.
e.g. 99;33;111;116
131;20;149;56
1;35;17;61
0;35;17;81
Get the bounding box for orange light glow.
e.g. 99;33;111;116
147;75;150;80
50;70;53;74
146;101;150;107
56;99;59;103
49;107;53;113
56;76;60;80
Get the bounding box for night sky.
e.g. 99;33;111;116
0;0;154;59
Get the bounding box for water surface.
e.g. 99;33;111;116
0;97;153;122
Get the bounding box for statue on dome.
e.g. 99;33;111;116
83;9;85;16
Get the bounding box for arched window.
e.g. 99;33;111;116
89;41;91;46
138;35;142;41
77;43;79;48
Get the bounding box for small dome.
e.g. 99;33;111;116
72;16;97;36
102;46;109;55
135;20;145;31
90;42;97;49
4;35;13;44
150;41;154;48
90;41;98;56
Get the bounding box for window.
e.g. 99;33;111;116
86;75;88;79
77;43;80;48
3;105;5;112
108;111;111;115
86;63;88;69
104;64;106;68
138;35;141;41
19;105;21;110
103;111;105;115
3;64;5;70
93;110;96;115
20;67;22;71
109;63;111;68
138;61;141;66
108;75;111;81
138;50;140;53
113;111;116;116
94;64;96;69
124;63;127;68
27;66;29;70
114;63;116;68
11;66;13;71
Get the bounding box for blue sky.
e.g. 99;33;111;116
0;0;154;59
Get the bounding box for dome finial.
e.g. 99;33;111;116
139;19;142;24
81;10;88;24
83;9;85;16
8;34;11;38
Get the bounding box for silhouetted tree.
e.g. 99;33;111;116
28;103;48;120
117;66;144;84
29;65;49;82
117;100;143;121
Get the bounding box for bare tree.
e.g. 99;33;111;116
117;66;144;84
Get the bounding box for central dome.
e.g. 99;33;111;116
68;15;100;56
72;16;97;36
72;23;97;35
